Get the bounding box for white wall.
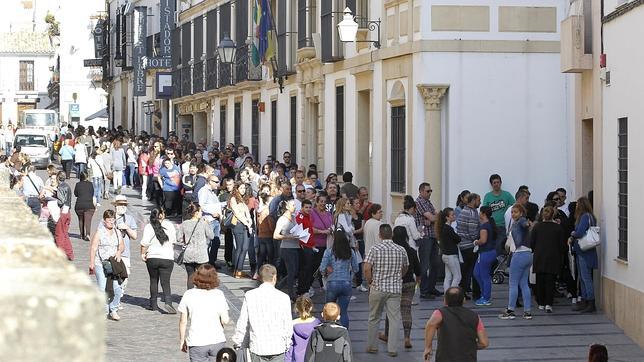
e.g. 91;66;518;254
417;51;572;207
0;54;52;125
601;5;644;292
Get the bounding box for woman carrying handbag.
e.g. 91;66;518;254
177;203;215;289
141;208;177;313
568;196;599;313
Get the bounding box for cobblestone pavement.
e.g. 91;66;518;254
52;171;644;362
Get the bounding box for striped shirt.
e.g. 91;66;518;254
365;240;409;294
233;283;293;356
456;206;480;250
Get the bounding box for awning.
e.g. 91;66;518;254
85;107;108;121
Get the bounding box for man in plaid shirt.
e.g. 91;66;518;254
364;224;409;357
415;182;441;299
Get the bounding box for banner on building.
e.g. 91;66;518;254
133;6;148;96
160;0;175;57
156;72;173;99
93;19;105;59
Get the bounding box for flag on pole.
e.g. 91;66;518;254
251;0;261;66
262;0;276;63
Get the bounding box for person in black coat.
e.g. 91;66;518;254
530;206;565;312
74;171;96;241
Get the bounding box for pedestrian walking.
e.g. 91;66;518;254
54;171;74;260
178;264;230;362
177;203;215;289
112;195;138;306
380;226;421;349
59;139;75;179
158;157;182;218
197;174;222;268
319;230;360;328
423;287;489;361
73;171;95;241
286;296;320;362
232;264;293;361
364;224;409;357
89;209;125;321
111;139;127;194
88;152;105;206
140;208;177;313
304;302;353;362
274;199;301;300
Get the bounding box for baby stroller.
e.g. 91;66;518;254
492;253;510;284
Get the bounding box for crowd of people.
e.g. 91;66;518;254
0;123;604;361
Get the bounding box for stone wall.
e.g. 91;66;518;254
0;169;105;361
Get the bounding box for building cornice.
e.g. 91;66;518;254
603;0;644;23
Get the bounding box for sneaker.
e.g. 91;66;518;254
165;304;177;314
538;305;545;310
523;312;533;320
483;299;492;306
499;309;516;320
545;305;553;313
474;298;487;306
350;296;357;301
117;304;124;311
358;285;368;292
109;311;121;321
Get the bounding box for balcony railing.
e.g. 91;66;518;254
236;45;262;82
171;68;181;98
181;66;192;96
205;57;218;91
193;60;204;94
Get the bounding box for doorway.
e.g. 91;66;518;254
581;118;594;196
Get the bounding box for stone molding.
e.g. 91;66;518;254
417;85;449;111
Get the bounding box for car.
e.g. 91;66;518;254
14;129;52;169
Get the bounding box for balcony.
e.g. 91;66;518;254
181;66;192;96
560;15;593;73
193;60;204;94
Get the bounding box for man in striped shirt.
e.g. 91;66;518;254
233;264;293;361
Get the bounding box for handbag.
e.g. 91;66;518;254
174;221;200;265
223;210;235;228
98;249;113;275
505;220;517;253
578;216;600;251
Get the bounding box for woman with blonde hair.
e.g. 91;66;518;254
285;296;320;362
334;197;357;248
569;196;598;313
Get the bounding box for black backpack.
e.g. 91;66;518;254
308;329;347;362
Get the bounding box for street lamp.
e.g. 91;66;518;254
336;7;381;49
337;8;359;43
217;32;237;64
142;101;155;115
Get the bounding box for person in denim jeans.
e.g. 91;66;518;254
89;210;125;320
499;204;533;320
569;196;598;313
319;230;359;328
473;206;498;306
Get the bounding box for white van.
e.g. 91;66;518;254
14;129;52;168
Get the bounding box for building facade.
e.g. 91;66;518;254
105;0;172;136
563;0;644;348
0;0;56;126
171;0;573;221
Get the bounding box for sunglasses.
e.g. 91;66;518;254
297;190;305;193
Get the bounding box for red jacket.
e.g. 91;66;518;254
296;211;315;249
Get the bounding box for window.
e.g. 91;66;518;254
234;102;241;146
271;100;277;158
19;61;34;91
391;106;406;193
290;96;297;162
219;105;226;148
298;0;316;48
277;0;297;73
251;99;260;161
618;117;628;260
335;86;344;174
321;1;348;62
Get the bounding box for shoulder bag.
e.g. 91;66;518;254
174;221;200;265
505;220;517;254
578;215;600;251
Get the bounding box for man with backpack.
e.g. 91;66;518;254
304;302;353;362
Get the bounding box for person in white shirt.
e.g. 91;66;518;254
74;141;88;178
179;264;230;361
394;196;422;250
140;208;177;314
233;264;293;360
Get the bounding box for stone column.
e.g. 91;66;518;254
417;84;448;209
0;169;106;361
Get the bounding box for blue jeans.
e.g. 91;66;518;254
127;163;138;186
5;142;12;156
94;261;123;313
508;251;533;311
277;248;300;299
257;237;273;268
473;249;497;301
75;163;86;178
577;254;594;301
232;223;249;272
326;280;353;328
418;237;440;295
92;177;103;202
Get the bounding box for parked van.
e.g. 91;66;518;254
14;129;52;168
